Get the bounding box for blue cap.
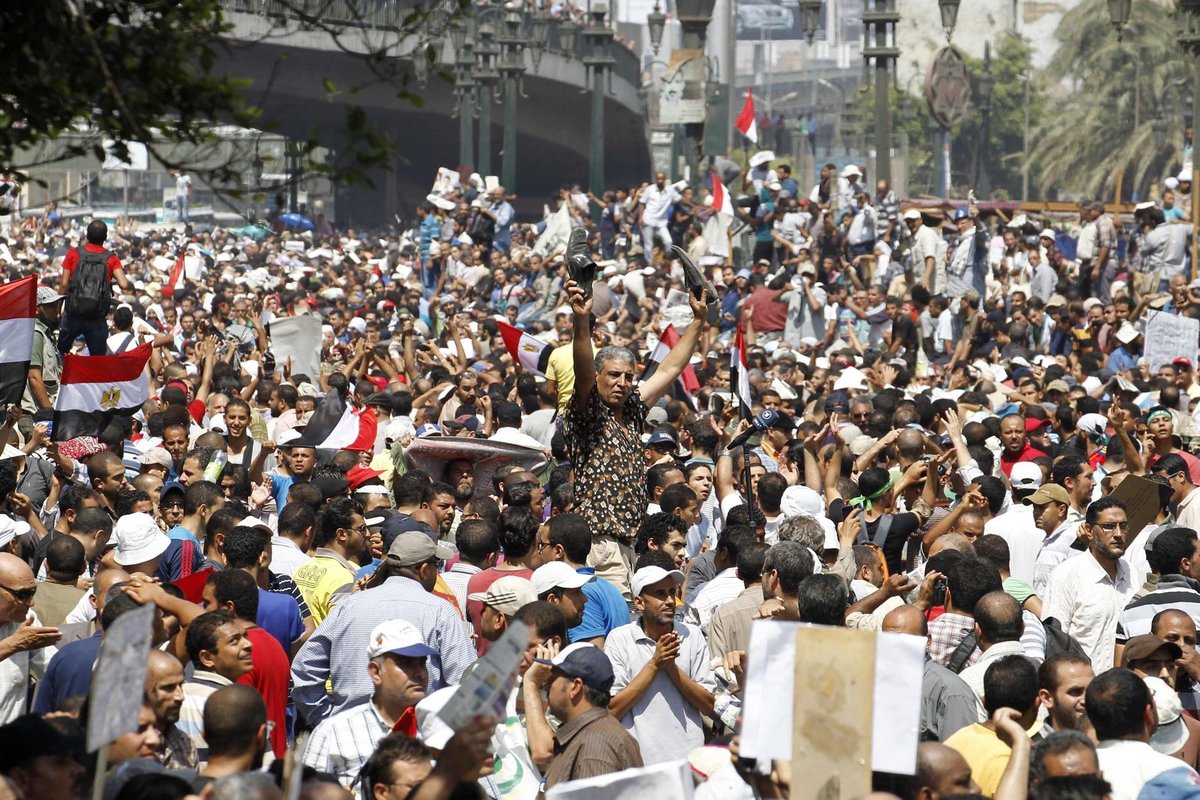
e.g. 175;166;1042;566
646;430;677;447
1136;766;1200;800
736;268;752;280
159;480;185;499
415;423;441;437
952;207;970;221
535;643;615;692
754;408;794;431
825;391;851;413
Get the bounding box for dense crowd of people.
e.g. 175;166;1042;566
0;152;1199;800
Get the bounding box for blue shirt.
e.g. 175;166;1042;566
269;473;297;512
569;567;629;644
1108;346;1140;373
166;523;200;546
33;633;102;714
257;588;304;655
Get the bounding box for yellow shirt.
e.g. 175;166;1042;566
546;342;598;412
944;723;1010;797
293;550;356;626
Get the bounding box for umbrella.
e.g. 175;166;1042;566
232;224;271;241
279;212;315;231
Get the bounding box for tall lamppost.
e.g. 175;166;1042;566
582;4;615;198
862;0;899;187
1109;0;1132;39
648;1;667;54
938;0;959;39
676;0;716;187
451;22;475;169
498;10;527;191
1178;0;1200;279
474;21;501;177
974;42;993;194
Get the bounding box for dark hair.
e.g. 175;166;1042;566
1148;527;1198;577
757;473;788;514
45;535;85;582
222;525;269;570
393;472;433;507
86;219;108;245
974;591;1023;644
203;684;267;759
277;502;316;539
1085;496;1127;526
796;573;848;626
455;519;499;565
1030;730;1097;788
59;484;101;517
463;496;500;525
946;558;1003;614
635;512;687;554
361;735;431;798
205;570;260;621
113;488;151;519
716;526;756;567
498;506;539;558
184;480;224;517
982;654;1039;715
1031;774;1113;800
185;610;239;665
737;542;769;584
70;506;113;538
659;483;697;516
1038;653;1093;693
1086;668;1152;741
548;513;591;564
1051;455;1088;487
634;549;678;572
1153;452;1191;480
114;774;195;800
512;601;568;644
971;476;1007;516
763;542;815;595
972;534;1011;572
646;463;682;496
100;585;140;630
312;497;362;548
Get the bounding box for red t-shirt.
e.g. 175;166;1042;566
999;443;1048;477
742;287;789;333
1147;450;1200;485
238;626;289;759
60;243;122;279
464;566;533;657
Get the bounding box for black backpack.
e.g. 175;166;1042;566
65;246;112;319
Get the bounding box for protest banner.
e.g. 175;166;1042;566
546;759;693;799
1144;310;1200;372
437;620;528;731
268;315;323;382
1111;473;1163;544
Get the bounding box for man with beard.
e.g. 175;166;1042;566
294;497;372;626
144;649;195;769
606;565;715;765
24;287;65;413
1037;653;1094;735
442;459;475;510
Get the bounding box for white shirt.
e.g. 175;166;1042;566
685;568;743;634
1032;510;1085;596
441;562;481;619
0;617;55;724
1177;487;1200;533
641;181;686;228
1096;739;1197;800
957;640;1028;722
983;505;1042;585
489;427;546;453
1042;550;1136;672
606;620;715;765
270;536;309;578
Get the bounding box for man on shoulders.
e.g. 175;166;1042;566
56;220;130;356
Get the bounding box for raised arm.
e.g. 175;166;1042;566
640;290;708;407
566;279;596;410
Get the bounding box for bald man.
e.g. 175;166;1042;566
0;553;60;722
903;742;981;798
883;605;978;742
145;650;196;770
197;685;268;782
61;567;130;636
956;592;1026;721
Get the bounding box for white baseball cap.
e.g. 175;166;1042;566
632;566;684;597
1010;461;1042;491
366;619;438;660
531;562;591;597
112;512;170;566
467;575;536;616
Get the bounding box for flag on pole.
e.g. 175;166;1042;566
498;321;552;377
734;89;758;143
164;250;186;297
731;326;754;420
645;325;701;403
710;171;735;217
53;343;152;441
0;277;35;407
293;390;373;450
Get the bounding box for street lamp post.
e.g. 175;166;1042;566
800;0;823;43
974;42;993;195
498;10;527;192
451;23;475;170
1178;0;1200;279
582;4;614;199
474;22;500;177
862;0;899;187
1108;0;1132;40
647;1;667;54
675;0;717;188
938;0;960;40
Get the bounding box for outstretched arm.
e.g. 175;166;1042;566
641;291;708;407
567;279;596;411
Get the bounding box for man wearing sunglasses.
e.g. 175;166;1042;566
1042;497;1138;672
0;553;60;723
1153;453;1200;534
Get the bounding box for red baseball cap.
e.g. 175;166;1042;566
346;465;384;491
1024;418;1051;433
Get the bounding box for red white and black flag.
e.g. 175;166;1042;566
53;343;152;441
293;390;377;450
731;326;754;421
0;277;35;407
498;321;552;377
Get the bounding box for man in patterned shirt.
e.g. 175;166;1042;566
1089;201;1120;303
561;275;709;598
303;619;436;789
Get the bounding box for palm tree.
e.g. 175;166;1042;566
1029;0;1186;200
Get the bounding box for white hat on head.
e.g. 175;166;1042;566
1115;322;1140;344
748;150;776;168
112;512;170;566
841;164;863;178
531;562;591;596
902;209;923;221
631;566;684;597
1147;676;1190;754
366;619;438;660
0;515;29;550
1010;462;1042;491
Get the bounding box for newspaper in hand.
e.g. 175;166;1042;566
436;620;529;732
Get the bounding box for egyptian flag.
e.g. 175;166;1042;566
731;326;754;420
643;325;701;408
293;391;376;450
735;90;758;143
53;343;152;441
499;321;552;377
0;277;35;407
164;250;186;297
710;171;735;217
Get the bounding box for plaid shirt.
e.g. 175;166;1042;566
302;700;391;789
928;611;979;670
291;575;475;725
875;190;899;241
177;670;233;768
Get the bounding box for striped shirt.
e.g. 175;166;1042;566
269;571;312;621
291;575;476;725
177;670;233;767
302;701;391;789
685;568;744;635
1115;575;1200;644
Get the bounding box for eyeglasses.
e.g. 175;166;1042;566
0;583;37;602
536;540;553;551
1096;521;1131;532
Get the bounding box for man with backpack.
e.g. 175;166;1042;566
55;220;130;356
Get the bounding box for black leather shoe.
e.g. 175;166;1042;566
673;246;719;325
566;227;596;299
